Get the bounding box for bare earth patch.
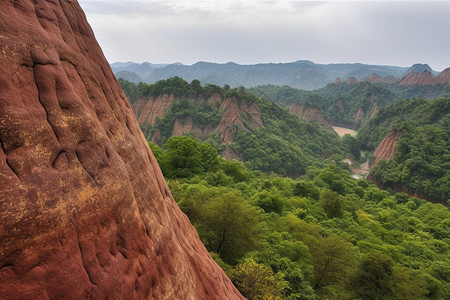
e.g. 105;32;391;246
332;126;357;137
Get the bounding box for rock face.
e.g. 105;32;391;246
288;102;331;128
355;107;365;123
133;94;176;124
345;77;358;85
0;1;243;299
399;70;435;85
370;131;402;168
435;68;450;84
132;94;263;145
399;69;450;85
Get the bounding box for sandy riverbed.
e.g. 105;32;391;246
332;126;357;137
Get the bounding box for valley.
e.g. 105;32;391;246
118;75;449;298
2;1;449;299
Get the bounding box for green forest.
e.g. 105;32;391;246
360;98;450;203
149;136;449;299
121;78;344;177
119;77;450;299
249;81;450;129
248;83;450;204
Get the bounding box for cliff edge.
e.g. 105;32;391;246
0;0;242;299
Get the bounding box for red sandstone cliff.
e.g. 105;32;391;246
370;103;379;118
399;70;435;85
355;107;365;123
434;68;450;84
288;102;331;128
399;69;450;85
133;94;175;124
370;131;402;168
345;77;358;85
132;94;263;147
0;1;243;299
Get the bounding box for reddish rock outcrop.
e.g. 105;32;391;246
355;107;365;123
435;68;450;84
399;69;450;85
133;92;263;145
172;116;194;136
400;70;435;85
217;97;247;143
0;1;243;299
345;77;358;85
172;116;213;140
370;131;402;168
370;103;379;118
337;99;345;112
288;102;331;128
399;69;450;86
133;94;175;124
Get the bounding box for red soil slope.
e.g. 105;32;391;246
288;102;331;128
370;131;402;168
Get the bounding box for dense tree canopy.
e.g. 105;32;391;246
150;143;450;299
119;77;450;299
362;98;450;203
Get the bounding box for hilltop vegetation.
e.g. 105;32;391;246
120;77;344;176
358;98;450;151
250;82;396;129
150;136;449;300
360;98;450;203
249;81;449;130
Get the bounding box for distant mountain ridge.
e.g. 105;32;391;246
345;67;450;86
111;60;426;90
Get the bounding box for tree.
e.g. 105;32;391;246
198;142;219;172
342;134;360;159
229;258;288;300
251;190;284;214
310;235;356;298
352;253;394;300
164;136;202;178
163;136;219;178
293;181;320;200
198;191;261;264
320;190;343;219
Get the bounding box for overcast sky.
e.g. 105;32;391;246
79;0;450;71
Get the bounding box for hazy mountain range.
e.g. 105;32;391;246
111;60;440;90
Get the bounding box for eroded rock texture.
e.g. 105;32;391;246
132;93;263;146
0;1;243;299
370;130;402;168
399;69;450;86
288;102;331;128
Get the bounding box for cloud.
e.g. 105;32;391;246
79;1;450;70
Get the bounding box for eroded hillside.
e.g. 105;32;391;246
120;78;344;176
